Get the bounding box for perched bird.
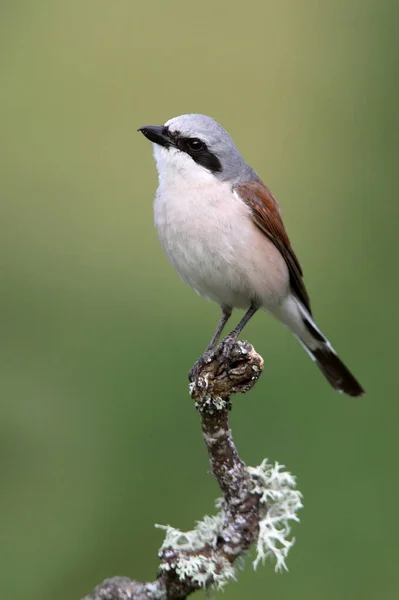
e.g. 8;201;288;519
138;114;364;397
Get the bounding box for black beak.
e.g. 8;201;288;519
138;125;171;148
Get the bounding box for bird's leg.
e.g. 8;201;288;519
189;308;232;380
222;304;258;358
204;308;232;353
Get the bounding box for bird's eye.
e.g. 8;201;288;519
187;138;204;151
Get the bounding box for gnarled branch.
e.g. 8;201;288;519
83;339;301;600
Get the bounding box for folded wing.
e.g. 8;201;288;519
235;179;312;314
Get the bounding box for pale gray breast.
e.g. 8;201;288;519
154;180;290;309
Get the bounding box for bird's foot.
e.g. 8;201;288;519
188;349;215;382
221;334;238;360
188;335;239;383
188;337;264;402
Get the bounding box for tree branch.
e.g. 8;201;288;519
83;339;301;600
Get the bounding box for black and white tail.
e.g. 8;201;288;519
304;339;365;397
277;296;365;397
299;308;364;398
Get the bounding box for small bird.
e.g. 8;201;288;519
139;114;364;397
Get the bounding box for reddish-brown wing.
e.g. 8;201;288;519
235;179;312;314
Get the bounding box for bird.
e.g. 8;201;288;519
138;114;364;397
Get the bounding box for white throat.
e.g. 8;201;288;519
153;145;216;186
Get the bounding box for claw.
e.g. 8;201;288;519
189;336;241;382
188;349;214;381
189;338;264;402
221;335;237;359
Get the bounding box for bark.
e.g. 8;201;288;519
83;339;264;600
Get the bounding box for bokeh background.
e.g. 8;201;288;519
1;1;397;598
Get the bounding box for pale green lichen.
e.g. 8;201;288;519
195;396;229;412
157;459;303;590
247;459;303;572
174;554;236;590
156;513;224;553
209;396;228;410
157;513;235;589
236;341;248;355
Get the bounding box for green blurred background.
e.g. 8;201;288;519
1;1;397;598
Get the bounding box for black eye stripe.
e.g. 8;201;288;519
179;137;204;153
165;129;222;173
186;137;204;151
188;146;222;173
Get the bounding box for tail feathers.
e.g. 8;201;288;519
295;301;364;397
309;344;365;397
279;295;364;397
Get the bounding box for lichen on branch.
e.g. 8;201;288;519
82;338;303;600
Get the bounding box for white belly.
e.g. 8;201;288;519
154;179;289;310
